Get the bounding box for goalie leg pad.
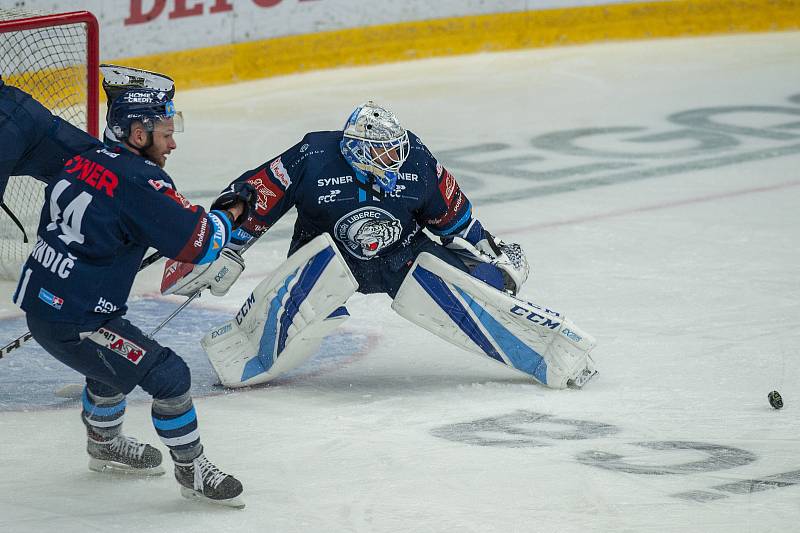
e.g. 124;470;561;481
391;253;596;389
201;234;358;388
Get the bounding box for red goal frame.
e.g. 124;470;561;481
0;10;100;137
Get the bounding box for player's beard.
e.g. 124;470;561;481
143;144;167;168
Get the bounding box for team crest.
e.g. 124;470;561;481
334;207;403;260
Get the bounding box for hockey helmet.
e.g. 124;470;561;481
340;101;409;193
108;87;183;141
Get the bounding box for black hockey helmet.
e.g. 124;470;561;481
107;87;182;141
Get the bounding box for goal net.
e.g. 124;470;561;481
0;9;98;280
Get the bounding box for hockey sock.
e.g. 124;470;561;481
82;387;126;442
151;392;201;462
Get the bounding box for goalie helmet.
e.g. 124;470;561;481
340;101;410;193
108;88;183;141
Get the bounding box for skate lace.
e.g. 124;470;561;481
195;455;227;489
109;435;146;460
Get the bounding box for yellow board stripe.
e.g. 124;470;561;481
109;0;800;91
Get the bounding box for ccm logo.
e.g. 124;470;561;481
235;293;256;325
509;305;560;330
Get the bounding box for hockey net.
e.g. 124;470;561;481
0;9;98;280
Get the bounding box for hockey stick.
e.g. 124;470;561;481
0;202;30;243
0;249;164;360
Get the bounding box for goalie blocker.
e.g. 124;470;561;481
391;253;597;389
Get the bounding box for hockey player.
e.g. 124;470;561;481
0;66;174;238
187;102;594;392
220;100;528;296
13;88;255;507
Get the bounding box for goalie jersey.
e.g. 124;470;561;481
228;130;472;264
13;145;233;328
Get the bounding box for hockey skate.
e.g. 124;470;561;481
87;434;165;476
173;450;245;509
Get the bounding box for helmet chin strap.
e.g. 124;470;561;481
124;129;154;155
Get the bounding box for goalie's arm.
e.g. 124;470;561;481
162;140;305;298
416;157;529;295
220;144;304;252
441;218;530;296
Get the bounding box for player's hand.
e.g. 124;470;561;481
212;182;256;228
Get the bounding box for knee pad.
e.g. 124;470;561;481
139;349;191;400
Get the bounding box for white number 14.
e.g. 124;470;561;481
46;179;93;246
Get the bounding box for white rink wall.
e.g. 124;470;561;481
9;0;658;58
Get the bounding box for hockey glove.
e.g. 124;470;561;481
445;232;530;295
161;248;245;297
211;182;257;229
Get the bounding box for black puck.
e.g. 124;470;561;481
768;390;783;410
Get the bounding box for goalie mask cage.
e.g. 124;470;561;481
0;9;99;280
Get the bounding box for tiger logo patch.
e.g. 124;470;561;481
334;207;403;260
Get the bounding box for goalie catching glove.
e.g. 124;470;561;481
161;248;245;297
444;219;529;295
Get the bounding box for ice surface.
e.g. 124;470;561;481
1;32;799;532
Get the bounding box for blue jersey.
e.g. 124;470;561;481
0;80;101;186
230;130;473;263
14;145;233;328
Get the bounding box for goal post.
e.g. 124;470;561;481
0;9;99;280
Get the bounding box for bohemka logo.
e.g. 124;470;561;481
193;217;208;248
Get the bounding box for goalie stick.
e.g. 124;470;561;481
0;250;164;360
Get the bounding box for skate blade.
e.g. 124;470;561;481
180;486;246;509
88;458;166;476
567;368;598;389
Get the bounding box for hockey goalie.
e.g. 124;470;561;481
168;101;597;390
